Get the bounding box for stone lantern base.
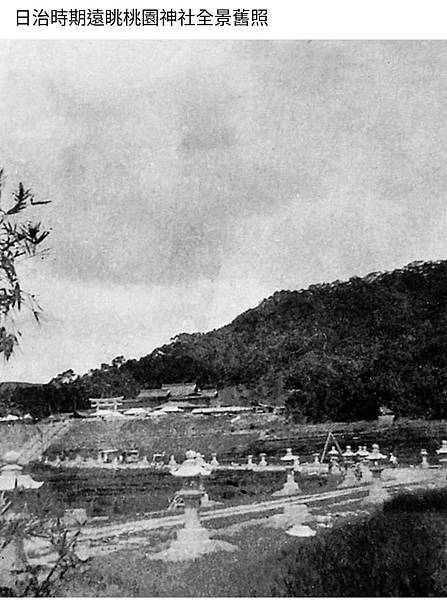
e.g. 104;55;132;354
363;483;389;506
286;523;316;537
272;469;301;497
339;465;361;488
151;488;237;562
359;462;373;483
151;526;237;562
362;468;390;506
200;492;221;508
268;503;316;537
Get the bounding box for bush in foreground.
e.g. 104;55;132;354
253;489;447;597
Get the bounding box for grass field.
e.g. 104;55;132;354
56;489;447;597
59;521;294;597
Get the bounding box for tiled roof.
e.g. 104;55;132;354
89;397;124;403
198;389;218;398
154;400;202;409
161;383;198;397
136;389;170;399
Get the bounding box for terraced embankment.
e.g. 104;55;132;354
0;421;70;462
45;414;447;464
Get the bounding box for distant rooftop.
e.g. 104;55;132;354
157;400;203;410
136;389;170;399
162;382;197;388
161;383;199;397
198;389;218;398
192;406;253;415
89;397;124;403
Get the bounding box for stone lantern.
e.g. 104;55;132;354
310;452;321;474
436;441;447;468
152;451;235;561
339;445;359;488
286;504;316;537
270;503;316;537
174;450;209;529
328;445;339;461
328;445;342;475
272;448;301;496
362;443;389;506
356;445;372;481
342;445;355;463
0;451;43;593
282;448;295;462
420;449;429;469
195;453;209;468
186;453;215;507
356;445;369;460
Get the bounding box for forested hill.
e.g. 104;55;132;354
45;258;446;423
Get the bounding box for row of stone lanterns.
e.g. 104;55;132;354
157;442;394;560
363;444;389;505
166;443;393;500
339;445;359;488
273;448;301;496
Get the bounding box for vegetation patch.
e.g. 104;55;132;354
59;487;447;597
29;465;331;518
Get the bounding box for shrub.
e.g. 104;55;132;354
384;487;447;513
249;498;447;596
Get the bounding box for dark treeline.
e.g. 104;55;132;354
0;382;89;420
5;259;447;423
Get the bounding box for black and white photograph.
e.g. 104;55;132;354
1;38;447;596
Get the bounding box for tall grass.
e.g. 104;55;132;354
384;486;447;513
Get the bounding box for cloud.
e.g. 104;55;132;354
0;40;447;379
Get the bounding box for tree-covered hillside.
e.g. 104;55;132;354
51;259;447;423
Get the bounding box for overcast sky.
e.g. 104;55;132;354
1;40;447;382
